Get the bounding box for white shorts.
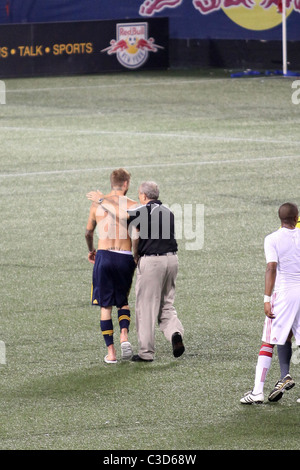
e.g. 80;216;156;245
262;289;300;345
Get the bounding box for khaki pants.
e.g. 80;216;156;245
135;254;184;360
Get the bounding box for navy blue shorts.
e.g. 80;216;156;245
92;250;136;308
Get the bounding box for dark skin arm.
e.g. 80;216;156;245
264;261;277;319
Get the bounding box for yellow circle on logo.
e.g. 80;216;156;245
222;0;293;30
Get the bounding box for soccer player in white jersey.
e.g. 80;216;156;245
267;215;300;402
241;203;300;404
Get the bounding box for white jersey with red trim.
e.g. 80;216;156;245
264;227;300;291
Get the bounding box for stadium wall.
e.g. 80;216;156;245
1;0;300;74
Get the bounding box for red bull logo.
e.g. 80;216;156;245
101;22;164;69
139;0;299;30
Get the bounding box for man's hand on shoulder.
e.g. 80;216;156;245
86;190;104;204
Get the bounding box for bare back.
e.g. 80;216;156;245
95;195;136;251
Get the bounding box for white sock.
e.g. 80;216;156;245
253;344;273;395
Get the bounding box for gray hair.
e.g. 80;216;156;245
139;181;159;200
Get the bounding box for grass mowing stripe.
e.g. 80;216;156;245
1;125;300;146
4;78;234;94
0;154;299;178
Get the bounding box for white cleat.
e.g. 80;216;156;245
240;390;264;404
121;341;133;360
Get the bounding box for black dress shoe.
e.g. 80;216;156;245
131;354;153;362
172;332;185;358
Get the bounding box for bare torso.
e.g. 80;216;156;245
94;194;136;251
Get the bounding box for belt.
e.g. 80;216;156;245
142;252;177;257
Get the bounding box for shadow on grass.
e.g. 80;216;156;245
12;358;182;400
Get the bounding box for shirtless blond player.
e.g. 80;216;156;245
85;168;137;364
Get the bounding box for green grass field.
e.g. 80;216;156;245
1;68;300;451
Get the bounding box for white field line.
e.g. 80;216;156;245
1;125;300;146
0;154;299;179
3;79;228;94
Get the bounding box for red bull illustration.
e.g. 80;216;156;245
102;39;128;55
101;22;164;69
139;0;183;15
139;0;300;31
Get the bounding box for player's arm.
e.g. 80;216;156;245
102;197;130;221
87;190;130;220
85;203;97;264
264;262;277;319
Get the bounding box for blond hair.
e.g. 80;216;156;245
110;168;131;189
